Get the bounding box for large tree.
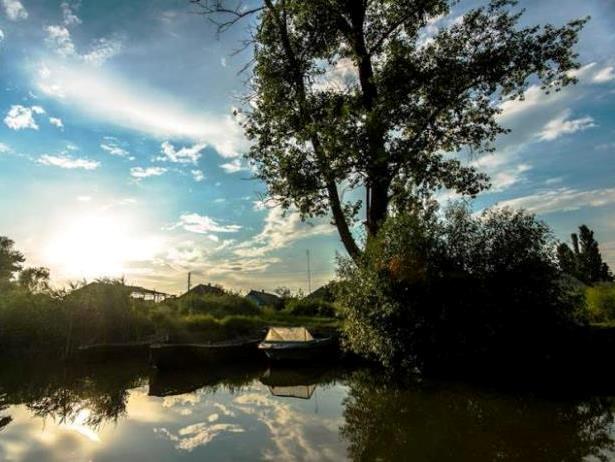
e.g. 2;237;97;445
196;0;586;261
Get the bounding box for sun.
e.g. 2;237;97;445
43;211;162;281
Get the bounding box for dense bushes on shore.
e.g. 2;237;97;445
336;203;587;371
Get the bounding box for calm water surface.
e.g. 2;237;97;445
1;359;614;461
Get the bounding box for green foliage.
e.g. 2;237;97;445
586;283;615;323
285;298;337;318
177;293;261;318
336;203;584;371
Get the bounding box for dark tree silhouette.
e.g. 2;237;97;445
558;225;613;284
193;0;586;261
0;236;24;284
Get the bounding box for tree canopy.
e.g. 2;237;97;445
558;225;613;285
0;236;25;284
196;0;586;261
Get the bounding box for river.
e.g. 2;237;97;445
0;358;614;461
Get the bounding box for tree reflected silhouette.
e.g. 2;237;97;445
341;370;615;462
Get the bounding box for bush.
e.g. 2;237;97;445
337;203;584;371
586;283;615;322
285;298;336;318
177;293;260;318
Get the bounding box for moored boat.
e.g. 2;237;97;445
258;327;337;362
150;338;263;370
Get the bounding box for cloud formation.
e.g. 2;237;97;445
496;187;615;215
157;141;206;164
170;213;242;236
1;0;27;21
538;110;596;141
38;154;100;170
4;105;45;130
35;62;248;157
130;166;167;178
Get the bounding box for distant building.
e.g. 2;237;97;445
245;290;283;309
69;281;173;303
305;282;337;302
180;283;225;299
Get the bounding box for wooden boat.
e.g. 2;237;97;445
150;338;263;370
76;335;168;362
258;327;336;362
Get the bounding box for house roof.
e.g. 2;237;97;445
180;283;225;298
246;290;282;306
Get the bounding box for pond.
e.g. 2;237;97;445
0;358;614;461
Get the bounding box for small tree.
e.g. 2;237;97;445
0;236;25;285
558;225;613;284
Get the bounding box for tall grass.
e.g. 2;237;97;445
586;283;615;323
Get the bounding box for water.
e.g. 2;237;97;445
0;359;614;461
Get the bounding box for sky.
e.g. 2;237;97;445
0;0;614;295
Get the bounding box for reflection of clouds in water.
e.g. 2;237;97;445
154;422;244;451
0;404;102;462
234;389;346;461
213;402;236;417
161;392;201;408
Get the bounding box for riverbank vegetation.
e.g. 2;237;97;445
0;237;339;356
335;203;611;372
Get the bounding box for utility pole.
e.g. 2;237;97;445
306;250;312;294
187;272;191;292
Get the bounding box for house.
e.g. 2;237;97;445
69;281;173;303
304;282;338;302
179;283;225;299
245;290;283;309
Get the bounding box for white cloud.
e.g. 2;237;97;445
191;169;205;182
490;163;532;191
312;58;358;92
4;105;45;130
45;25;76;57
0;29;4;43
35;61;247;157
130;166;167;178
538;109;595;141
220;158;246;173
233;206;334;258
170;213;241;235
157;141;206;164
0;142;10;153
593;66;615;83
49;117;64;129
61;1;81;26
155;423;244;452
82;37;123;66
38;154;100;170
496;187;615;215
77;195;92;202
1;0;27;21
100;140;130;157
44;21;121;66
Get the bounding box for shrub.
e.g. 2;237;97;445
285;298;336;318
177;293;260;318
586;283;615;322
337;203;584;371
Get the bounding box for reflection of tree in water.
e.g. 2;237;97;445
0;359;147;430
0;393;11;431
341;370;615;462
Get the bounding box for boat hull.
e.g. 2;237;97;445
258;337;337;362
150;339;263;370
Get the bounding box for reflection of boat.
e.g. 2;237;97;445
269;384;316;399
260;365;327;400
149;361;266;397
150;338;263;370
258;327;336;362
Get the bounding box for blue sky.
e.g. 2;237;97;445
0;0;614;294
